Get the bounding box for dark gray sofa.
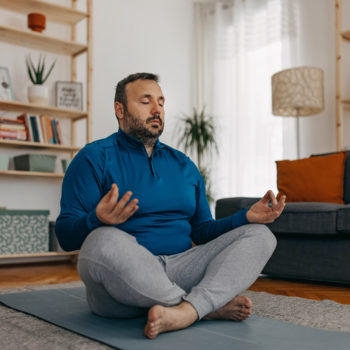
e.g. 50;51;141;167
215;152;350;285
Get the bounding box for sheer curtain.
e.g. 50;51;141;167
194;0;298;199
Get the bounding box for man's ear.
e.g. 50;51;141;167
114;101;124;121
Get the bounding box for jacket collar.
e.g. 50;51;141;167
116;128;164;153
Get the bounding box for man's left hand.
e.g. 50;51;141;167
246;190;286;224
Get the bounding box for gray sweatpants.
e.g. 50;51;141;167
77;224;276;320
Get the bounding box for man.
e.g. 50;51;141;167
56;72;285;339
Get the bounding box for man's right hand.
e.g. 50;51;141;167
96;183;139;225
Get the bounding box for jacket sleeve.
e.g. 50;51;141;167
55;145;106;251
190;164;249;245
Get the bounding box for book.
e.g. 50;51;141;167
55;120;62;145
0;117;24;125
39;115;48;144
45;117;55;144
29;115;39;142
0;124;26;131
0;129;27;140
25;114;34;142
51;119;59;144
16;114;31;142
34;115;44;143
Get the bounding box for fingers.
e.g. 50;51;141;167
268;190;278;210
268;194;286;222
260;191;270;204
110;191;139;221
96;184;139;225
103;183;119;213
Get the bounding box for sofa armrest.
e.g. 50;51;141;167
215;197;260;219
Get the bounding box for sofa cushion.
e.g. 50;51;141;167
276;152;346;204
267;202;345;234
336;205;350;234
312;151;350;204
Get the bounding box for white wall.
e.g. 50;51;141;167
297;0;350;157
0;0;194;220
92;0;194;144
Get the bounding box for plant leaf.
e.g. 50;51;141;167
26;55;37;84
42;59;56;84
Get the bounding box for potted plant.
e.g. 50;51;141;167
176;107;218;204
26;54;56;105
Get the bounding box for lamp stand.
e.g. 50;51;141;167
296;116;300;159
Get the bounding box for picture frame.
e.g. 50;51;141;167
0;66;14;101
55;81;83;110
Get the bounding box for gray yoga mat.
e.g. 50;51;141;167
0;287;349;350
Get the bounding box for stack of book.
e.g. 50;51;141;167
0;117;27;141
1;114;63;144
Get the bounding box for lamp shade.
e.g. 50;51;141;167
272;67;324;117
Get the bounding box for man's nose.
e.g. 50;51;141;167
151;101;162;115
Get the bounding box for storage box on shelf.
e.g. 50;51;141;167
14;154;57;172
0;209;50;255
0;0;92;263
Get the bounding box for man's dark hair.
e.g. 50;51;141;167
114;72;159;107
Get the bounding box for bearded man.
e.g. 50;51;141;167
56;72;285;339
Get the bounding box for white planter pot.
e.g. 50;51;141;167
28;85;49;105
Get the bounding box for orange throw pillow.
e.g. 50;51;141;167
276;152;346;204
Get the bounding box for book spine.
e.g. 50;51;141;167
0;124;26;131
0;117;25;125
30;115;39;142
40;116;48;144
35;115;44;144
46;117;55;144
0;130;27;140
51;119;59;144
55;120;62;145
25;114;34;142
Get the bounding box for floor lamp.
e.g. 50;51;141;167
271;66;324;159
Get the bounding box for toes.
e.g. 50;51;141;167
237;296;253;309
145;323;159;339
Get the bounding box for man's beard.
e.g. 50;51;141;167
123;109;164;148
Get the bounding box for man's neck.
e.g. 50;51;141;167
122;128;157;157
145;145;154;157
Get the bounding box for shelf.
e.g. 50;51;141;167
0;170;64;178
0;0;88;25
0;100;88;120
0;139;80;152
342;30;350;41
0;251;78;265
0;25;87;56
341;99;350;105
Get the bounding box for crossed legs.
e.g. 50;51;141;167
78;224;276;338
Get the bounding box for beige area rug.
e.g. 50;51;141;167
0;282;349;350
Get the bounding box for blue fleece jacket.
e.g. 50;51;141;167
55;129;249;255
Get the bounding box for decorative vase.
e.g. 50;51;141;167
28;85;49;105
27;13;46;33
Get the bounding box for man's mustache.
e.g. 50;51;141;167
146;115;162;125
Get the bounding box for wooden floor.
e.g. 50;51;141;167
0;262;349;305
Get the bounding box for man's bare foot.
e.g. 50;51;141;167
203;295;252;321
144;301;198;339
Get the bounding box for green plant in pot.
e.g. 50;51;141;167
176;107;218;204
26;54;56;106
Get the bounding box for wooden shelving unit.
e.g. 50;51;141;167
335;0;349;150
0;0;92;263
0;170;64;178
0;25;87;56
0;0;87;25
0;139;80;152
0;100;88;120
